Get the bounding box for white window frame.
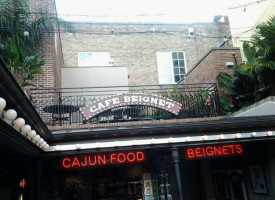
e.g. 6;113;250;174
157;51;186;84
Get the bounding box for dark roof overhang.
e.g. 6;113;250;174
0;57;52;140
48;115;275;144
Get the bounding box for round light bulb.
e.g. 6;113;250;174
21;125;31;135
75;143;81;149
95;142;101;148
13;118;25;128
202;135;208;141
41;141;47;147
235;133;241;138
38;138;45;145
0;97;6;111
251;132;257;137
3;109;17;121
185;136;191;142
219;134;225;139
150;138;156;144
267;131;273;136
55;145;61;151
27;130;36;138
33;135;41;142
114;141;119;147
132;140;138;146
168;137;174;143
43;144;49;150
23;31;29;37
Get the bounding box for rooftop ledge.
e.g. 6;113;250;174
49;116;224;132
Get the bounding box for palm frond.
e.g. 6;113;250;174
233;65;253;78
217;72;233;87
0;0;74;58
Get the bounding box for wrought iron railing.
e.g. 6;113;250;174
28;83;222;128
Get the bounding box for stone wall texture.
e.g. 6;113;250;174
60;22;232;86
27;0;232;87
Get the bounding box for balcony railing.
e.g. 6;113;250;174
28;83;222;130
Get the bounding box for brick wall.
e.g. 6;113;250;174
27;0;232;87
60;22;232;86
27;0;61;88
181;48;242;84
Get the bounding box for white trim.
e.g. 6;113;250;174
156;51;187;84
46;131;274;152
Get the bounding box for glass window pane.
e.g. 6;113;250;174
173;60;178;67
86;53;92;59
174;75;180;82
172;52;177;59
79;53;85;61
78;52;110;66
174;67;179;75
179;60;184;67
178;52;184;59
179;74;185;79
179;67;186;74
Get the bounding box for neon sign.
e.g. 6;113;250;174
186;144;243;159
62;151;145;169
80;93;182;120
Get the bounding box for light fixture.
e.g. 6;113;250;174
168;137;174;143
0;97;6;115
13;118;25;131
114;141;119;147
23;31;29;37
111;31;115;39
109;59;115;66
219;134;225;139
251;132;257;137
202;135;208;141
188;27;194;36
37;138;45;146
75;143;81;149
42;143;49;150
27;130;36;139
226;62;234;67
95;142;101;148
132;140;138;146
3;109;17;124
150;138;156;144
185;136;191;142
68;32;73;37
21;124;31;135
55;145;61;151
33;134;41;143
267;131;273;136
235;133;241;138
41;141;47;147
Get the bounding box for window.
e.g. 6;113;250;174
78;52;111;66
157;52;186;84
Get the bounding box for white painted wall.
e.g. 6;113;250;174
61;67;128;89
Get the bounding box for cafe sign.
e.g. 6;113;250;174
80;93;182;120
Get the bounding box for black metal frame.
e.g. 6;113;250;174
28;83;222;126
